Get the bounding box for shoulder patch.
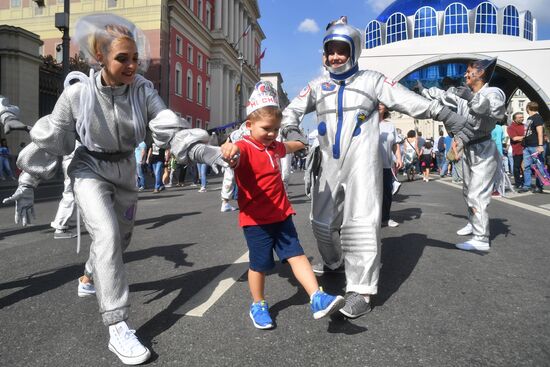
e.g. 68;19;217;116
384;78;398;87
321;82;336;92
299;85;311;98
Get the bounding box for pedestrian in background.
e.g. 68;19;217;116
0;139;16;180
519;102;545;193
507;111;525;188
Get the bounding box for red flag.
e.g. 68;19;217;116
259;48;266;60
242;24;251;38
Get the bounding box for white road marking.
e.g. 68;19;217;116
181;251;249;317
435;179;550;217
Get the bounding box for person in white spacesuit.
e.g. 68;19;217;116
419;58;506;252
0;96;31;135
281;16;474;318
1;14;225;365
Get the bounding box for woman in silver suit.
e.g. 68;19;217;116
2;14;224;365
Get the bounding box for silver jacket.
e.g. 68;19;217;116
282;70;443;162
17;71;209;185
422;84;506;141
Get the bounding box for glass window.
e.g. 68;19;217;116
198;0;203;21
187;70;193;100
187;45;193;63
55;43;63;64
188;0;194;12
386;13;408;44
186;115;193;127
197;53;203;70
444;2;469;35
34;2;44;15
175;63;183;96
503;5;519;36
365;21;381;49
524;11;533;41
414;7;437;38
176;36;183;56
107;0;117;8
10;0;21;7
206;4;212;29
206;81;210;107
475;2;497;34
197;77;203;105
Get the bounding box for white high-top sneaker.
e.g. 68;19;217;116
455;238;490;252
456;223;473;236
108;321;151;365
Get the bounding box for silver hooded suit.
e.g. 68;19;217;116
423;84;506;243
16;71;215;325
281;22;448;295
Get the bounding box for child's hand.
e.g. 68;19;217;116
221;141;240;168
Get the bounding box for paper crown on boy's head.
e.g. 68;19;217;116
246;81;279;117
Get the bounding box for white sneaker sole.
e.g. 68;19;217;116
78;291;96;298
249;311;273;329
313;296;345;320
108;343;151;365
455;243;490;252
339;306;372;319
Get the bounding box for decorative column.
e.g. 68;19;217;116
215;0;222;30
209;58;224;126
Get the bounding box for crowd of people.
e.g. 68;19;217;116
0;13;548;366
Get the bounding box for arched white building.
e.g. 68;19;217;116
359;0;550;124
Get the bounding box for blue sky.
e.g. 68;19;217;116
257;0;550;133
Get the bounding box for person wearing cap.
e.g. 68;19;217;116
220;81;345;330
1;14;226;365
422;58;505;252
280;16;474;319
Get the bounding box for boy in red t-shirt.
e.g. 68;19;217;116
221;81;344;329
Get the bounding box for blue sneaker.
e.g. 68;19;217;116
249;300;274;329
310;288;345;319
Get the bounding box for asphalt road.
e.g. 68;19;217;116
1;172;549;367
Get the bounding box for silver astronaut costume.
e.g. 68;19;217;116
221;123;248;201
0;96;30;134
282;21;460;295
423;81;506;243
15;69;218;325
50;150;76;232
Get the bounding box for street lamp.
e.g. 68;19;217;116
54;0;70;79
233;24;251;122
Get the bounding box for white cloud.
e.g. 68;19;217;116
492;0;550;23
365;0;395;13
298;18;320;34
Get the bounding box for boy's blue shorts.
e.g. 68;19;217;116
243;216;305;272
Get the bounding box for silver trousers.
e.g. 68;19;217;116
462;139;499;242
69;148;137;326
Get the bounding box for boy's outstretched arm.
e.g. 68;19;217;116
284;141;306;154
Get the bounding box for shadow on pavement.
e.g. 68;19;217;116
376;233;456;307
391;207;422;225
0;223;53;241
444;212;511;241
0;264;82;309
134;212;201;230
124;243;196;269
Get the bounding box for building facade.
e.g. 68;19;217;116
0;0;264;129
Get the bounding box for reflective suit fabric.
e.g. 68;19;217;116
50;152;76;231
282;70;442;295
423;84;505;242
17;71;209;325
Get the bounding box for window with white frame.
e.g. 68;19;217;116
205;81;211;108
206;4;212;29
186;115;193;127
365;21;381;49
175;63;183;96
386;13;408;44
187;45;193;63
197;77;203;105
198;0;203;21
176;36;183;56
206;60;211;75
444;2;469;34
197;53;203;70
188;0;194;12
475;2;497;34
197;119;202;129
107;0;117;8
414;7;437;38
187;70;193;100
503;5;519;36
524;11;534;41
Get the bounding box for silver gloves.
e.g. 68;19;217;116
188;143;228;174
3;119;31;134
2;184;35;226
304;146;321;198
280;125;308;145
435;106;474;145
454;86;474;102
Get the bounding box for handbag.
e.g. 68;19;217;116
446;148;456;162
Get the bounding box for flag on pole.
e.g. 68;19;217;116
259;48;266;60
242;24;251;38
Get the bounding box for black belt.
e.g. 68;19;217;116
466;135;491;146
83;147;133;162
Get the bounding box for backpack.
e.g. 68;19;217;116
437;137;445;152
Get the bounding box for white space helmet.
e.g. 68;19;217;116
323;16;362;78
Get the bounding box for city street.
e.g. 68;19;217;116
1;172;549;367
